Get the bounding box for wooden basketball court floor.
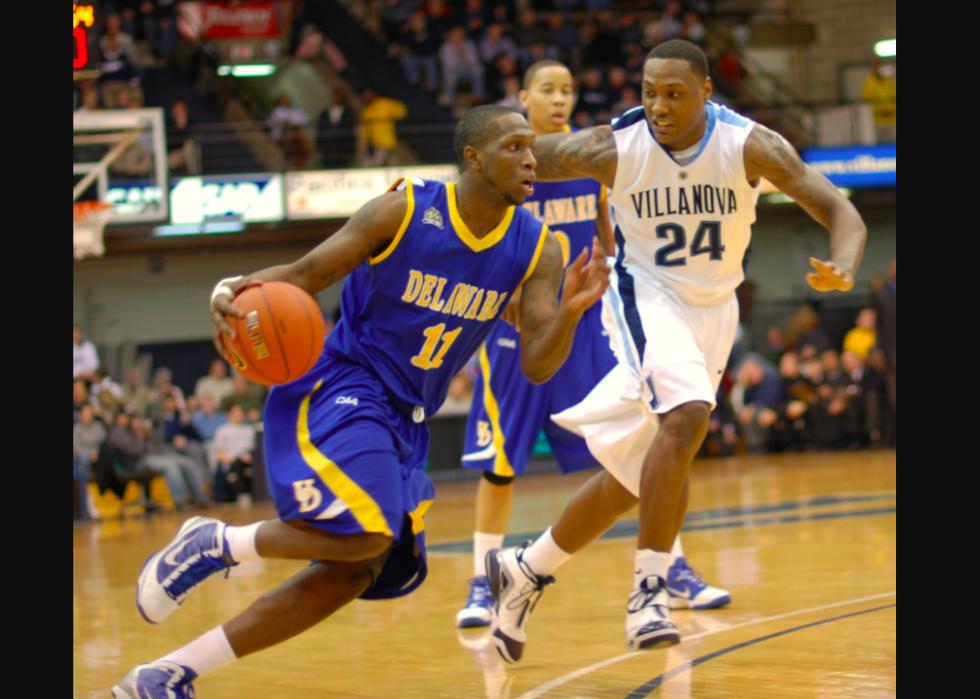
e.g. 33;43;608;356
73;451;897;699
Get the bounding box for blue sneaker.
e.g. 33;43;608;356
137;517;238;625
456;576;494;629
666;557;732;610
111;661;197;698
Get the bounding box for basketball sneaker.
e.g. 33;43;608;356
666;558;732;610
625;576;682;652
111;661;197;699
137;517;238;625
457;576;494;629
486;544;555;664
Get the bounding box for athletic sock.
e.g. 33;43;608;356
670;536;685;566
474;532;505;578
226;522;263;563
161;627;237;678
521;527;573;578
635;550;672;590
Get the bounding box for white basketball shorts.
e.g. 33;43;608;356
552;264;739;496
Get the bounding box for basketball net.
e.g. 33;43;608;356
73;202;111;260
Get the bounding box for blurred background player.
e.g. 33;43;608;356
111;106;610;699
457;61;731;632
487;41;867;663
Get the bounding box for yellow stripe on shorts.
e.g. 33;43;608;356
479;345;515;478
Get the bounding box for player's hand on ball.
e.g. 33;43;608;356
562;238;611;318
211;279;248;361
502;289;523;332
807;258;855;293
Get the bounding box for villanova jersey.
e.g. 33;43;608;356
325;179;549;418
609;102;761;306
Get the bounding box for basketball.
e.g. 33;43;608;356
222;282;327;386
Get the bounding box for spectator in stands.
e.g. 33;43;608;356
149;368;187;425
91;367;124;401
464;0;492;40
843;309;877;360
586;11;622;67
76;88;102;113
269;95;313;171
73;404;107;516
73;325;100;382
874;258;897;440
682;11;707;46
149;0;180;61
192;394;228;442
401;12;442;92
863;59;897;144
167;101;198;175
863;348;892;448
607;67;628;106
108;412;210;508
359;89;409;167
546;12;582;73
436;369;475;417
772;351;814;452
122;367;153;418
731;354;785;454
618;13;643;48
659;1;685;43
382;0;422;46
195;359;235;405
612;86;641;117
488;53;520;103
100;15;141;110
318;90;358;169
440;25;486;108
74;380;93;424
514;9;546;69
220;373;268;423
786;305;831;359
577;69;613;123
213;405;257;503
423;0;455;36
497;75;524;111
157;393;210;485
481;22;518;65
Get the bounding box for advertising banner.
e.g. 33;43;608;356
171;174;284;225
802;145;897;188
179;2;280;40
287;165;460;220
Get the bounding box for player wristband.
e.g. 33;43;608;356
211;276;243;304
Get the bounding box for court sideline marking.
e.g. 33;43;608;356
516;591;898;699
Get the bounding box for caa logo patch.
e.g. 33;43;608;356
336;397;359;407
497;338;517;350
423;207;445;230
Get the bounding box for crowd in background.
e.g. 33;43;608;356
73;326;269;519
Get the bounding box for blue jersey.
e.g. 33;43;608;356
325;178;549;418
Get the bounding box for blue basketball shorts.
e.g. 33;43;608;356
462;304;618;478
264;354;435;601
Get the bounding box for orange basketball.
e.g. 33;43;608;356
222;282;327;386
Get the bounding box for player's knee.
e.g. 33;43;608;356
660;402;712;449
483;472;515;487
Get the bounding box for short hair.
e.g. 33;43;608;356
646;40;710;81
523;60;569;90
454;105;521;169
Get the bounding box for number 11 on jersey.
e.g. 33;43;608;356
411;324;463;370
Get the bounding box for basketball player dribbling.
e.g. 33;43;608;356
457;60;731;634
111;106;611;698
487;41;868;664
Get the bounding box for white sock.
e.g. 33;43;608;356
521;528;573;577
161;627;237;678
474;532;505;578
635;550;671;589
226;522;263;563
670;536;685;565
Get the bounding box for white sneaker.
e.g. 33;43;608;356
666;557;733;611
111;661;197;698
626;576;682;652
486;544;555;664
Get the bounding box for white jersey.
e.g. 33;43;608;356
608;102;761;307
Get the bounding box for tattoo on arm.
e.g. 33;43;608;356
520;236;564;340
535;127;618;188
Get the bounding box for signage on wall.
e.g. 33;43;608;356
170;174;284;225
802;145;897;188
286;165;460;220
179;1;281;40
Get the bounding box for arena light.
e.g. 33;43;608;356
874;39;896;57
217;64;277;78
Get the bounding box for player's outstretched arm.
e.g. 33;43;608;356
745;125;867;292
534;126;619;188
210;190;407;358
519;235;611;384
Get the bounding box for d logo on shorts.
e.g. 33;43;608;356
477;421;493;448
293;479;323;514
